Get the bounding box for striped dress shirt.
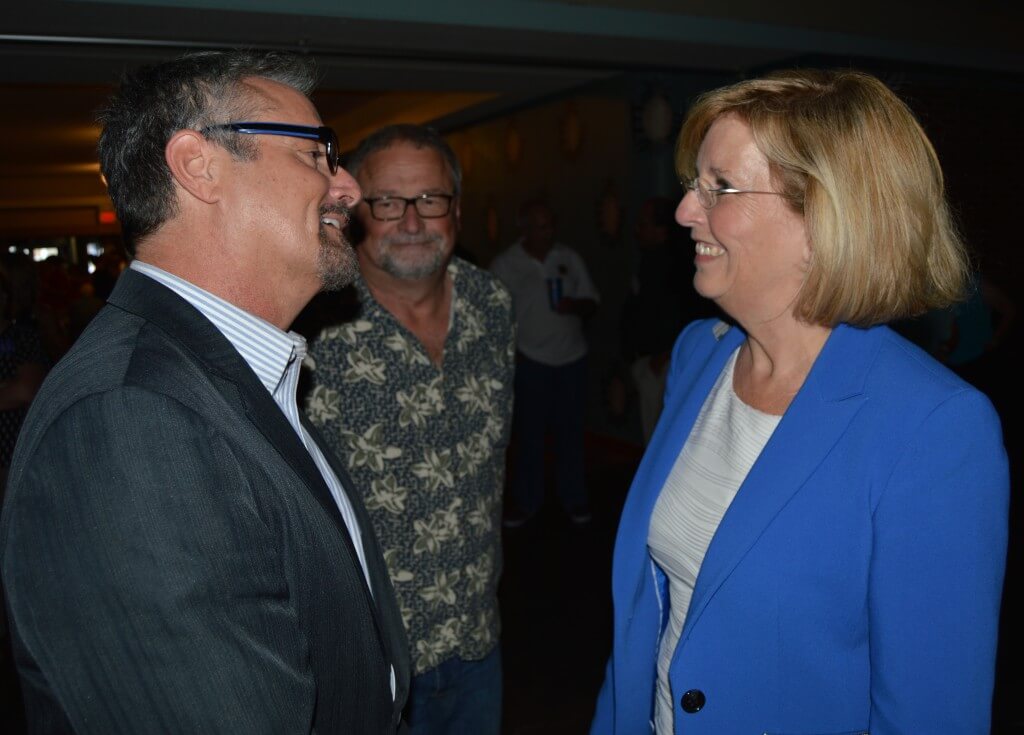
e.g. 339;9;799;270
129;261;371;584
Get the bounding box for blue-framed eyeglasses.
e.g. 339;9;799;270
202;122;339;175
682;177;782;209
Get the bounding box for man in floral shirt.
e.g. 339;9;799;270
304;125;514;735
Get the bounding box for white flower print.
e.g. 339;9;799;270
413;617;465;670
412;497;463;554
384;331;431;367
470;609;495;645
306;384;341;425
464;553;492;596
411;448;454;491
397;377;445;428
343;346;387;385
481;413;505;443
419;570;461;607
488;281;512;309
341;423;402;471
435;617;462;651
422;376;443;410
456;433;492;476
466;494;496;536
319;319;374;345
383;548;415;584
415;638;444;671
365;474;409;515
455;375;503;415
400;602;415;633
454;302;486;353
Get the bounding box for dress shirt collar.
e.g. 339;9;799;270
129;260;303;396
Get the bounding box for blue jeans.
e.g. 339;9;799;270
510;354;589;515
405;648;502;735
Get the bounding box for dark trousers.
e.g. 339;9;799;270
406;648;502;735
510;353;588;514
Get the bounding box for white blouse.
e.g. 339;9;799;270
648;348;781;734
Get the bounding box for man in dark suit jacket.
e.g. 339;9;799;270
0;50;410;733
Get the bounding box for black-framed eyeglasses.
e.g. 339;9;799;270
202;122;339;175
363;194;455;221
682;177;782;209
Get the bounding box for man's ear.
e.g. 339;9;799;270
453;196;462;233
165;130;221;204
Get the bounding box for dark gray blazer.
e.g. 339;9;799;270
1;269;410;734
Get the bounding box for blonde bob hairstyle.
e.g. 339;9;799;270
676;69;967;327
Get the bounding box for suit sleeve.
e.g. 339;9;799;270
589;655;617;734
869;388;1009;734
3;388;318;735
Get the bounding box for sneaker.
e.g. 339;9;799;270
567;507;593;525
502;508;536;529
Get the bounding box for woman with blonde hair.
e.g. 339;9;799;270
591;69;1008;735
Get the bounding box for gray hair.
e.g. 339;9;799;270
345;124;462;196
97;50;317;255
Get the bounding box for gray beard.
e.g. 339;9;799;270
317;226;359;291
378;235;447;280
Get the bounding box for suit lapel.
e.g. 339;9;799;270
304;419;411;711
626;325;744;531
678;324;874;644
615;324;744;607
107;270;349;544
110;270;409;710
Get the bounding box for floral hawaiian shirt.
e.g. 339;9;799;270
305;258;515;674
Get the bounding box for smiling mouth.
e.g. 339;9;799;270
695;241;725;256
319;204;350;234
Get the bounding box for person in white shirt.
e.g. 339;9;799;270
491;199;599;526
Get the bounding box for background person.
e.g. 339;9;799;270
304;124;513;735
591;69;1009;735
613;196;714;444
491;198;598;526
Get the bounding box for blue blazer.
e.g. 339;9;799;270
592;319;1009;735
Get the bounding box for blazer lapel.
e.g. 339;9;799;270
109;270;409;714
616;324;744;605
304;419;411;712
678;324;875;644
107;270;349;541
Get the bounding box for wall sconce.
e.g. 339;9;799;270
560;101;583;160
505;122;522;167
641;91;674;144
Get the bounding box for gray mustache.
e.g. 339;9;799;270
320;205;351;220
381;233;444;246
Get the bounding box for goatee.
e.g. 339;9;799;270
318;204;360;291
